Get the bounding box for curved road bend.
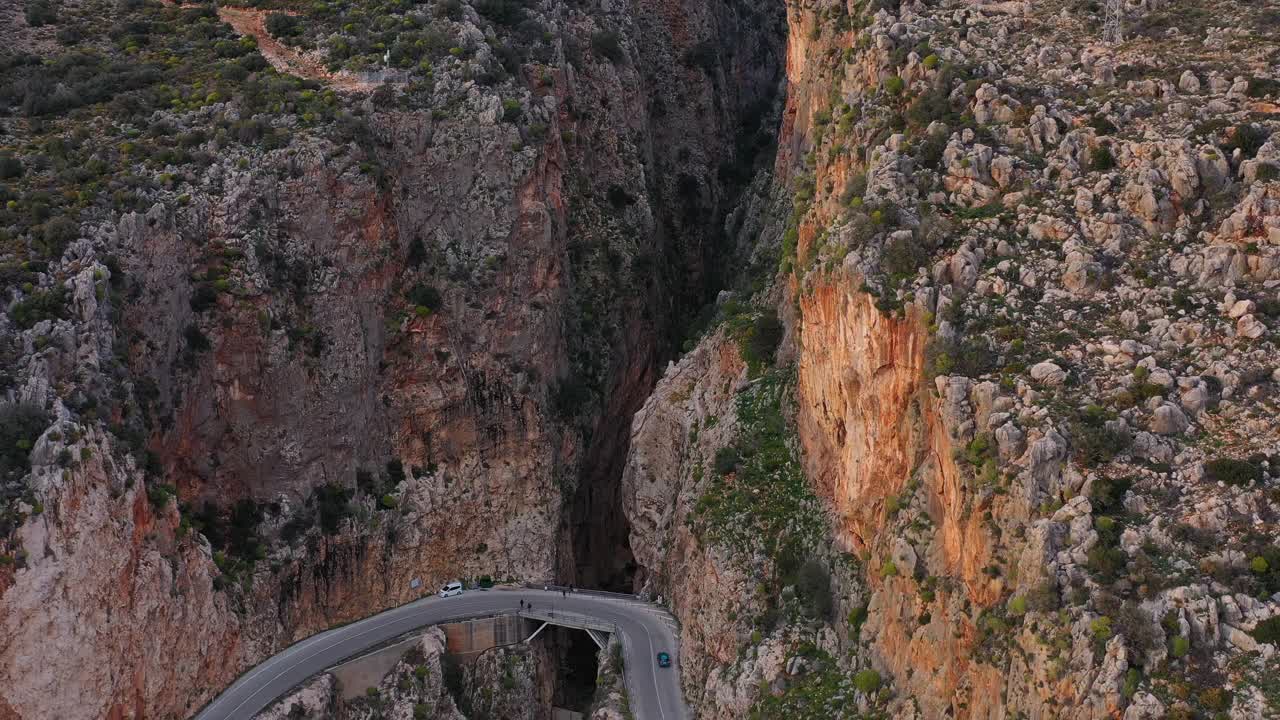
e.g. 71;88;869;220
192;588;688;720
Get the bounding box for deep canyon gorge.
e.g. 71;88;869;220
2;0;1280;718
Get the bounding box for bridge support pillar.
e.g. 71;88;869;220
525;621;550;643
585;628;608;650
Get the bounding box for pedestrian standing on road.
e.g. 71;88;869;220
520;599;525;610
570;584;575;593
561;587;566;598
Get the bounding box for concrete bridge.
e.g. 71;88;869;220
519;608;615;649
193;587;688;720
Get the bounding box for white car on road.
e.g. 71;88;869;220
439;581;463;598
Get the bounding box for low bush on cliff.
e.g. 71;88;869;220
794;560;833;620
280;482;355;543
1069;406;1131;468
1204;457;1264;486
882;233;929;282
735;310;783;374
1251;616;1280;645
265;13;302;41
590;31;625;64
750;646;882;719
0;402;49;481
727;303;783;376
924;334;995;380
692;370;825;566
10;285;69;329
191;498;265;566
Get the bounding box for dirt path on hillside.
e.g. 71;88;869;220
161;1;382;93
214;6;382;93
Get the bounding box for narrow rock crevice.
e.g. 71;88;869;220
562;0;789;592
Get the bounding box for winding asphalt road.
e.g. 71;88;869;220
192;587;688;720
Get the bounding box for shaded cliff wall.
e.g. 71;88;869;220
562;0;788;590
0;0;783;716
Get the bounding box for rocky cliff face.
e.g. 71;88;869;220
623;0;1280;718
0;0;783;715
4;0;1280;716
256;627;553;720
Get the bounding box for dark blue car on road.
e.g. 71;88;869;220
657;651;671;668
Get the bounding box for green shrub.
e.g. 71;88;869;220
473;0;526;25
882;75;905;95
1095;515;1116;534
0;403;49;482
882;233;928;281
11;286;69;329
965;433;995;467
591;31;625;64
1226;124;1268;160
880;559;898;578
0;153;23;180
407;283;442;311
1090;145;1116;172
885;494;900;516
847;604;869;634
380;493;397;509
1086;544;1126;582
1089;114;1118;135
924;334;997;380
1247;77;1280;99
922;54;939;70
796;560;833;619
1170;635;1190;658
190;284;218;313
1070;407;1131;467
1251;616;1280;644
1090;616;1113;642
1204;457;1263;486
853;669;881;694
1123;668;1140;698
316;482;353;535
713;447;740;476
501;99;522;122
265;13;302;39
147;483;177;509
1088;475;1132;515
1253;556;1270;574
24;0;57;27
183;323;211;353
738;311;783;371
1008;595;1027;616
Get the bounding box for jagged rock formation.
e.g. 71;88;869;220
586;638;631;720
622;0;1280;718
0;0;782;715
2;0;1279;717
255;627;552;720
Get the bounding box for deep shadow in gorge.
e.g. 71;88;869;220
562;0;789;592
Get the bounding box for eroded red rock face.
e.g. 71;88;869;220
0;0;786;713
796;279;1011;718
